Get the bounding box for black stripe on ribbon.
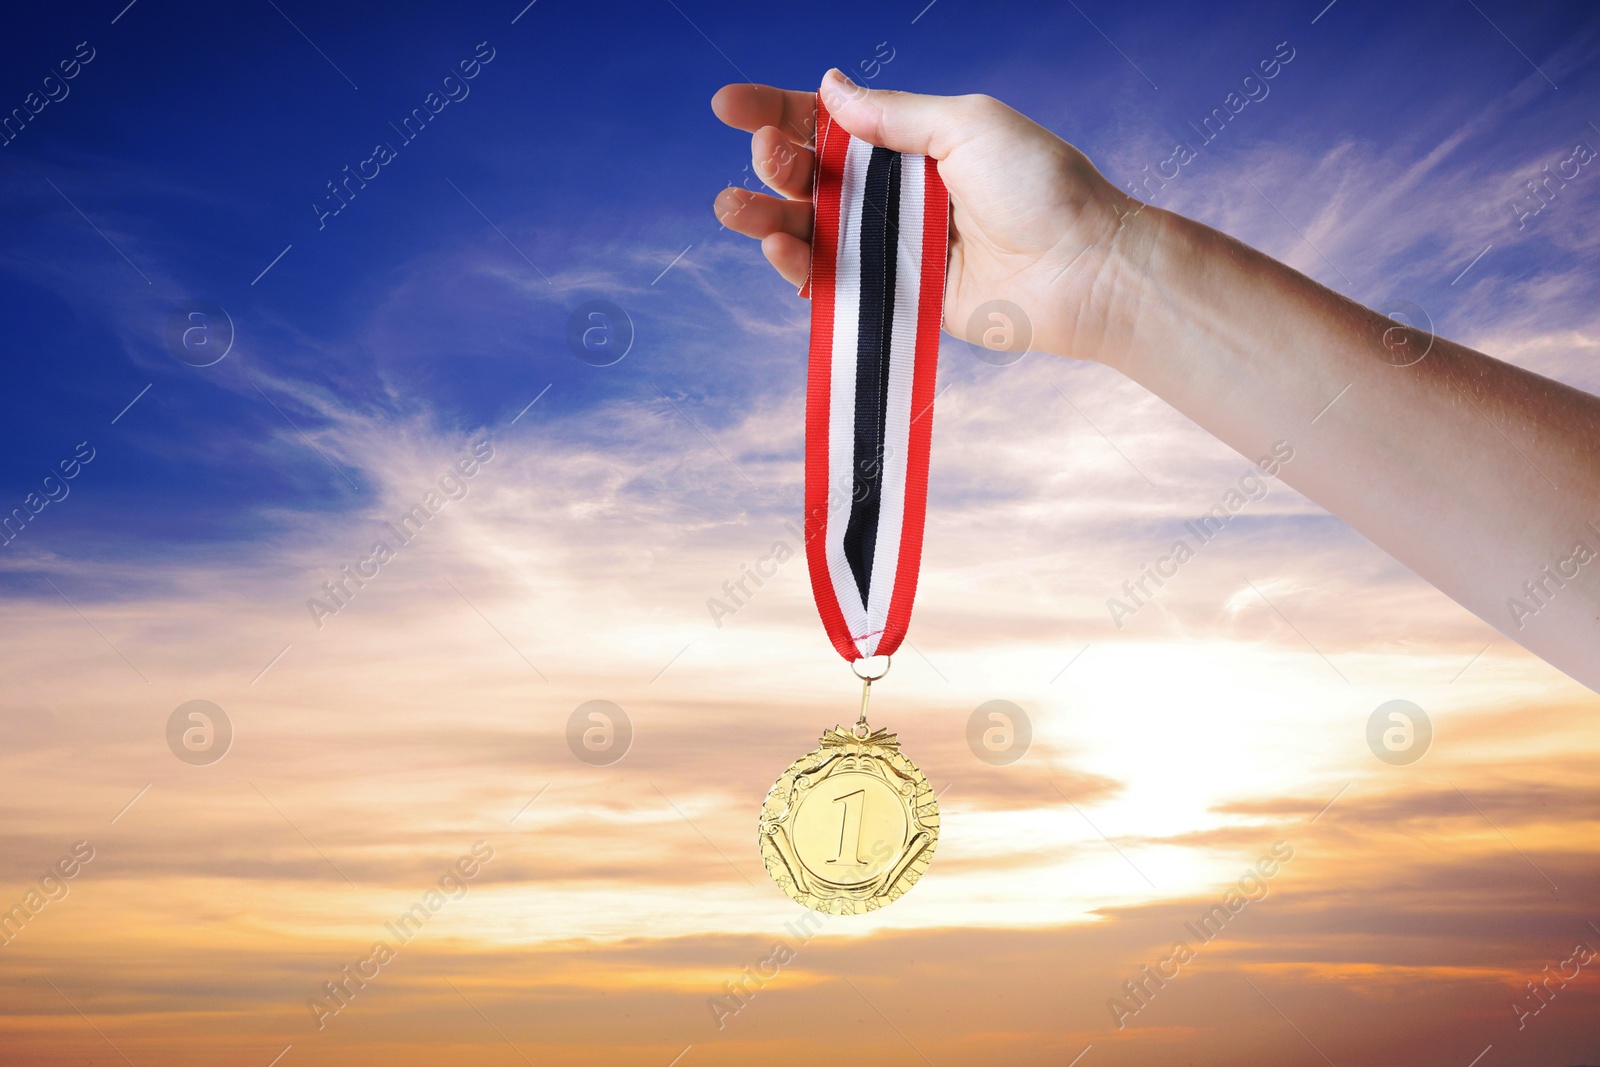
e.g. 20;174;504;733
844;146;902;606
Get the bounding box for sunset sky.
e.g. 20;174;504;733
2;0;1599;1065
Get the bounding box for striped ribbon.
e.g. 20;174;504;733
801;96;950;662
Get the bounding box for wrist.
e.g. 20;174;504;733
1034;188;1169;370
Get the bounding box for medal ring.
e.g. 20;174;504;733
850;655;892;683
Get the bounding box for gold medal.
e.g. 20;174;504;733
758;659;939;913
763;98;953;913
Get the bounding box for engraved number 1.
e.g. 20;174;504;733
827;789;868;864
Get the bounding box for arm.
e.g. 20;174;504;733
1124;206;1600;690
712;71;1600;692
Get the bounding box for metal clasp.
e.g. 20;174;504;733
850;656;891;737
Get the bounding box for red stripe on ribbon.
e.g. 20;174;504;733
803;100;860;661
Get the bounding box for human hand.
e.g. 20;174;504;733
711;68;1153;364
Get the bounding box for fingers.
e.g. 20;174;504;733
707;83;824;290
751;126;814;200
817;67;993;159
714;187;813;243
711;83;817;147
762;232;810;288
713;74;993;293
714;188;811;288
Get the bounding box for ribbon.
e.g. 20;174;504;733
802;94;950;662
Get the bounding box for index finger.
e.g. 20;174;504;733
711;84;817;148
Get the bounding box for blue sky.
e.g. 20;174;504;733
1;0;1597;588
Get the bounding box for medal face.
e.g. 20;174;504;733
758;721;939;914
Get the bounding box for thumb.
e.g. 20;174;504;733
818;68;985;160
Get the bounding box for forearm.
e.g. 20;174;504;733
1101;206;1600;691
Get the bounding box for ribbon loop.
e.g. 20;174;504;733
802;94;950;662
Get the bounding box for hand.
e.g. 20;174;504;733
710;68;1153;364
716;73;1600;696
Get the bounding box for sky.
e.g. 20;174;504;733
1;0;1599;1064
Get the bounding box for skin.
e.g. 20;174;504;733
712;69;1600;694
